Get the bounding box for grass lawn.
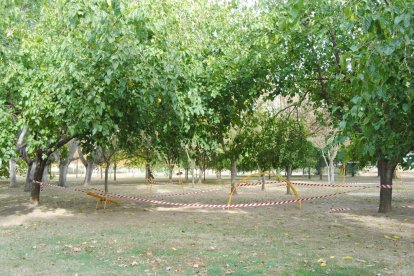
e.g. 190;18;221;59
0;174;413;275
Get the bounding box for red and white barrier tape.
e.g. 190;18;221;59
291;182;393;189
380;185;392;189
329;207;351;213
239;180;282;187
37;181;369;209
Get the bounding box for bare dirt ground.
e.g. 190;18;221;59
0;174;413;275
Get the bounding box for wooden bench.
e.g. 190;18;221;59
85;191;119;209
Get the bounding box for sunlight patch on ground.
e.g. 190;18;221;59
0;194;10;199
338;213;414;239
155;206;248;214
0;207;73;227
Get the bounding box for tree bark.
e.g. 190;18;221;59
24;162;36;192
58;164;69;187
113;161;117;181
58;140;78;187
9;159;17;188
100;167;103;179
378;159;396;213
230;160;237;194
104;163;110;194
84;160;94;186
185;168;189;181
198;166;203;184
168;165;173;182
286;166;292;195
216;169;222;180
308;167;311;179
329;157;335;184
31;158;48;205
191;159;195;187
261;173;266;191
42;164;49;182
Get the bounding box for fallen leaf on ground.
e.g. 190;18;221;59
343;256;353;260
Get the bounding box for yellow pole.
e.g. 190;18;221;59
227;171;301;209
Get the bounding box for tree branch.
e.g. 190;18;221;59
46;135;75;157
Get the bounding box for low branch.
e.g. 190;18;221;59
46;135;75;157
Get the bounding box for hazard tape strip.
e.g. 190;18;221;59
291;182;368;188
239;180;282;187
291;182;393;189
380;185;392;189
37;181;369;209
329;207;351;213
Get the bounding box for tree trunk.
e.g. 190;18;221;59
42;165;49;182
9;159;17;188
145;163;150;180
57;140;78;187
322;151;330;184
100;167;103;179
261;173;266;191
308;167;311;179
198;166;203;184
84;160;94;186
230;160;237;194
104;163;110;194
24;163;36;192
216;170;222;180
329;158;335;184
113;162;117;181
378;159;396;213
185;168;189;181
31;158;48;205
58;164;69;187
286;166;292;195
191;159;195;187
168;165;173;182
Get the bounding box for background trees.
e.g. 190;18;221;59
1;0;412;213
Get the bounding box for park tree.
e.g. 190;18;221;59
334;0;414;212
0;0;194;204
259;0;414;212
53;139;79;187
